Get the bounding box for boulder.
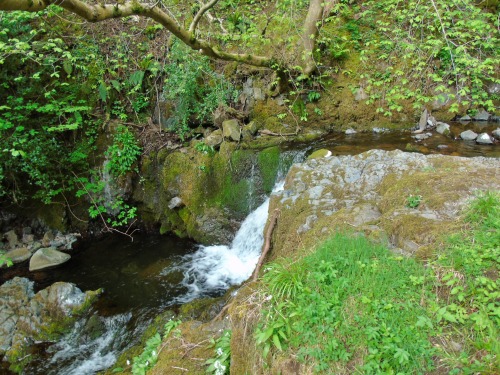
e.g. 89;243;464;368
204;129;223;148
436;122;450;135
492;128;500;140
476;133;493;145
222;119;241;141
0;277;101;366
269;149;500;258
473;108;490;121
459;114;472;122
29;247;71;271
4;247;31;264
460;130;478;141
345;128;357;135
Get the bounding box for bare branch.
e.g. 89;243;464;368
189;0;219;34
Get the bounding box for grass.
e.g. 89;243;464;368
255;191;500;374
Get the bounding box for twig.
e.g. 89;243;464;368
258;129;298;137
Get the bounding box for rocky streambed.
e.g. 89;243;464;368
1;128;499;374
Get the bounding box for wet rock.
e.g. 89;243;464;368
492;128;500;140
29;247;71;271
222;119;241;141
427;115;437;128
168;197;184;210
4;247;31;264
412;132;432;141
436;122;450;135
4;230;18;248
476;133;493;145
473;108;490;121
459;114;472;122
0;277;101;367
373;127;388;133
345;128;357;135
204;129;223;148
460;130;478;141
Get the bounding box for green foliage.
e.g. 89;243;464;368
195;141;215;155
206;330;231;375
430;191;499;373
256;192;500;373
105;126;142;177
406;193;423;208
257;233;435;373
358;0;500;114
162;42;238;139
131;319;181;375
0;11;98;202
0;252;13;268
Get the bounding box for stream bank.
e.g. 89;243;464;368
140;149;499;375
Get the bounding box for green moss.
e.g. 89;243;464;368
307;149;331;160
257;146;280;193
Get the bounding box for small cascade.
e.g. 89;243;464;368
26;313;132;375
170;181;284;304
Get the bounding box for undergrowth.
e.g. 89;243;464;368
256;191;499;373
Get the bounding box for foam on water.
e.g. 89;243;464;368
44;313;132;375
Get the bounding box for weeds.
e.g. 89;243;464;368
255;191;499;373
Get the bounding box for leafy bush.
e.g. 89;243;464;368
105;126;142;177
162;42;238;139
357;0;500;114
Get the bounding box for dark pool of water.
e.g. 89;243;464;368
1;234;197;315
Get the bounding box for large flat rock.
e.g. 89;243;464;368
29;247;71;271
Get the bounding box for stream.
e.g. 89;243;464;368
1;124;498;374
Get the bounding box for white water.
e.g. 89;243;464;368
43;313;132;375
171;181;285;303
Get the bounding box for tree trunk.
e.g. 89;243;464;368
301;0;326;76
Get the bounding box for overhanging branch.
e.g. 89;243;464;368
0;0;275;69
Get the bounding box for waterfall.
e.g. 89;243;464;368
170;181;284;304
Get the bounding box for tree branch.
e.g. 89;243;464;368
189;0;219;34
0;0;275;69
